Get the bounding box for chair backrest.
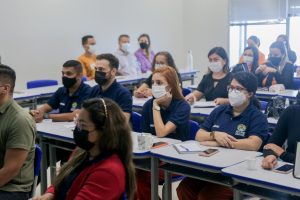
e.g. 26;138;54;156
189;120;200;140
32;144;42;197
82;76;88;82
27;79;58;89
293;78;300;90
182;88;191;97
131;112;142;132
260;100;268;111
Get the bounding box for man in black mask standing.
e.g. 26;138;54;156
90;53;132;121
30;60;91;122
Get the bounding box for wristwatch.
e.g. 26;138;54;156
43;113;50;119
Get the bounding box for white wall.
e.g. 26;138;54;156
182;0;229;79
0;0;229;90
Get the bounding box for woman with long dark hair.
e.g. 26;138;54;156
34;98;136;200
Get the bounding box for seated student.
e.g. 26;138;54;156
33;98;136;200
177;72;269;200
0;64;35;200
136;66;190;200
134;51;182;98
114;34;141;76
276;34;297;64
185;47;231;105
239;35;266;65
134;33;155;73
90;53;132;121
30;60;91;122
255;41;294;89
231;46;259;74
262;103;300;169
78;35;97;80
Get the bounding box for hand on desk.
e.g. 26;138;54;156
134;88;152;98
261;155;277;170
185;93;196;104
264;143;284;157
214;131;238;149
214;98;228;105
29;109;44;123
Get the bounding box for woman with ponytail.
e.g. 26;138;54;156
34;98;136;200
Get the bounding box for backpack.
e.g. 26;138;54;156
265;96;286;119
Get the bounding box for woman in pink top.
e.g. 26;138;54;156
135;34;155;73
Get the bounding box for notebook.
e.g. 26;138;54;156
173;142;205;154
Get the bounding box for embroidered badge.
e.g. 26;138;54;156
70;102;78;111
234;124;247;137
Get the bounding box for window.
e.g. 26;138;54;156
289;16;300;65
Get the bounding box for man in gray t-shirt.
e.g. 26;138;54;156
0;64;36;200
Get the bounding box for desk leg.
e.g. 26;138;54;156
40;137;48;194
191;75;194;85
163;170;172;200
49;144;57;183
151;157;159;200
233;189;242;200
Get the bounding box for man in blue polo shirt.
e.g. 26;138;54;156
30;60;91;122
90;53;132;121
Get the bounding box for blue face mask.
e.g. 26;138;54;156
73;126;95;151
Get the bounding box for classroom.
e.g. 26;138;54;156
0;0;300;200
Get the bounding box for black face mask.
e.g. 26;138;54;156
95;71;109;86
73;126;95;151
139;42;149;49
269;56;282;67
62;76;77;88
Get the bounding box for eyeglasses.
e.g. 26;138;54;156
227;85;247;93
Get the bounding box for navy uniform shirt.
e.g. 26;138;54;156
141;98;191;141
197;73;232;101
202;103;269;144
47;81;91;113
89;80;132;114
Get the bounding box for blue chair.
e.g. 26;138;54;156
189;120;200;140
131;112;142;132
27;79;58;89
293;78;300;90
32;144;42;197
82;76;88;82
260;100;268;111
182;88;191;97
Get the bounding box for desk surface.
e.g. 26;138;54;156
37;121;180;155
256;89;298;99
151;140;261;171
222;157;300;195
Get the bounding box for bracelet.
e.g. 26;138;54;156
210;131;215;140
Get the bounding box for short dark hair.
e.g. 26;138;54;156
63;60;82;74
82;35;94;46
0;64;16;93
208;47;229;72
96;54;119;70
248;35;260;47
118;34;130;42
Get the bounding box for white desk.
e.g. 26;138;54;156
256;89;298;100
132;96;151;108
222;157;300;199
151;141;261;200
36;121;180;199
179;69;199;85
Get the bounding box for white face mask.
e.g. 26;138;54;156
121;43;130;52
155;64;163;69
88;45;96;54
228;90;246;107
152;85;167;99
208;61;223;72
243;56;254;63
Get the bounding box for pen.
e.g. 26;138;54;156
180;145;189;151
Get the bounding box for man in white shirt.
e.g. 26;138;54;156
114;34;141;76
